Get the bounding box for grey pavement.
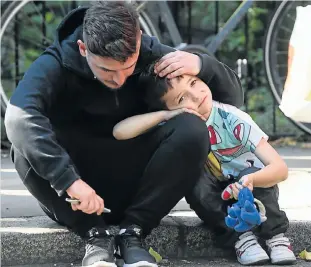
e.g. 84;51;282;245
1;146;311;266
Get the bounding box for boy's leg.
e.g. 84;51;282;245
252;186;289;239
185;168;238;248
237;167;289;239
238;167;295;265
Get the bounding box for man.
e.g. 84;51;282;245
5;1;243;267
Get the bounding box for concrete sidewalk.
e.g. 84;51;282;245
1;147;311;266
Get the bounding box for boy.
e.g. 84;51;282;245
113;64;297;266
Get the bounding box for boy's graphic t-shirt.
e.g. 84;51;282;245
205;101;268;181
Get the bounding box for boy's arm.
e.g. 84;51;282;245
113;111;167;140
113;108;204;140
249;138;288;187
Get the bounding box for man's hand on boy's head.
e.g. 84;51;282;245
164;108;205;121
154;51;201;79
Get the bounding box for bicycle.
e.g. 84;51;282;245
1;0;311;136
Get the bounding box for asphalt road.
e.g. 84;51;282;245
6;258;311;267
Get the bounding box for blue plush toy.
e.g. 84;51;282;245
222;185;267;232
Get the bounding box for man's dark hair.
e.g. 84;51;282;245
140;63;178;111
83;1;140;62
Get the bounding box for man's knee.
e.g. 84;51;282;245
166;113;210;158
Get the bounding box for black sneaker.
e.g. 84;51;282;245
115;225;158;267
82;227;117;267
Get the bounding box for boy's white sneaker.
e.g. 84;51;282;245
266;233;296;265
235;232;269;265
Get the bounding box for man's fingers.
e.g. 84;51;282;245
71;204;78;211
85;198;97;214
156;52;178;65
166;67;185;79
92;198;100;215
155;57;178;73
76;200;89;212
97;196;104;215
157;61;181;77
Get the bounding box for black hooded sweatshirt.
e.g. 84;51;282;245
5;7;243;197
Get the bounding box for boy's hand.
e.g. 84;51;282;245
154;51;201;79
232;175;254;199
240;175;254;191
164;108;205;121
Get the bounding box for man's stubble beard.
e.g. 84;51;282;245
96;77;124;91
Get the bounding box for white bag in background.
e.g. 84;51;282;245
279;5;311;123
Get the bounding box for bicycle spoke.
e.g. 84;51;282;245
276;37;290;43
286;13;296;22
58;2;68;17
276;51;287;55
7;5;53;44
280;26;292;34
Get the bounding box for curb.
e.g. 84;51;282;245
1;215;311;266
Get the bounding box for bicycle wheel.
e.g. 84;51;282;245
264;0;311;135
0;0;160;114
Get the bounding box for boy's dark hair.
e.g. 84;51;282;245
83;1;140;62
140;63;176;111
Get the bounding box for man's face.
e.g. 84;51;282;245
162;75;213;118
78;34;141;90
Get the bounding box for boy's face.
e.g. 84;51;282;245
162;75;213;118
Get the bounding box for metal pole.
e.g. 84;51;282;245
244;9;249;113
14;14;20;87
41;1;47;47
187;1;192;44
215;1;219;35
71;1;77;10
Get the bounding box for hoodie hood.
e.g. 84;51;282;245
47;6;171;80
49;7;93;79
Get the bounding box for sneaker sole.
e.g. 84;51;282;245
238;257;270;266
271;257;297;265
123;261;158;267
84;261;117;267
